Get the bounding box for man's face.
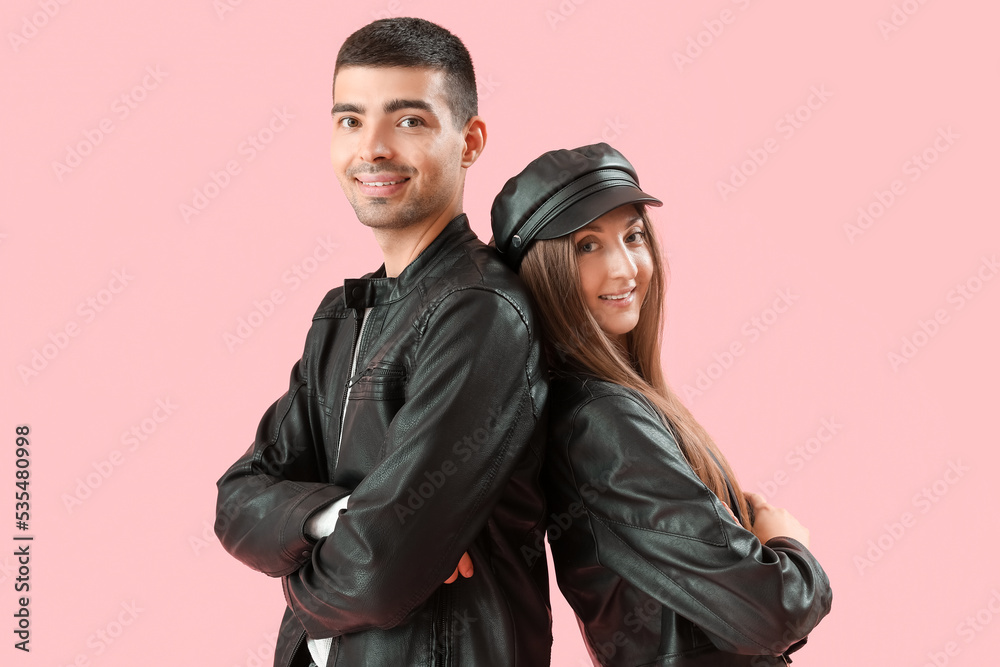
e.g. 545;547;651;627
330;66;468;231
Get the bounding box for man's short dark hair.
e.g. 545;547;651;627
334;17;478;129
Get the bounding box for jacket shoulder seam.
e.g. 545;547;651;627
563;390;729;547
589;512;727;547
413;286;539;412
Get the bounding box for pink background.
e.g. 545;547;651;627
3;1;998;665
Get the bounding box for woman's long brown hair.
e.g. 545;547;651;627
518;205;752;526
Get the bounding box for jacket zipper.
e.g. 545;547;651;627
285;629;307;667
333;307;371;474
434;587;451;667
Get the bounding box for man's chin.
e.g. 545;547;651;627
352;205;415;231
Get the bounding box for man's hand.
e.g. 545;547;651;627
444;551;474;584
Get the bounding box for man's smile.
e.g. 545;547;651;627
354;174;412;197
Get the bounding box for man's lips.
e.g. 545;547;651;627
354;175;411;196
355;174;409;185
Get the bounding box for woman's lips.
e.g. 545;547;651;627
598;287;636;305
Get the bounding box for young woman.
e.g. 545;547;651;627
491;143;832;666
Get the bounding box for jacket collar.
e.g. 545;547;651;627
343;214;477;309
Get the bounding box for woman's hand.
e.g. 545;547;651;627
444;551;474;584
745;492;810;548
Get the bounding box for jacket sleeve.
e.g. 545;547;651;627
281;288;546;636
557;392;832;656
215;341;353;578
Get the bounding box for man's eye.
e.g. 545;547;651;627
400;117;422;128
338;117;359;128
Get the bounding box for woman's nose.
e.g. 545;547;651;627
606;242;638;280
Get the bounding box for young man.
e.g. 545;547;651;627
215;18;551;667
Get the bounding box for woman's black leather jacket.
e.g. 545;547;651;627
541;371;833;666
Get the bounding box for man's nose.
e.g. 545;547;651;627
357;124;393;162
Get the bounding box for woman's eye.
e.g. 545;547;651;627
577;241;597;254
626;230;645;243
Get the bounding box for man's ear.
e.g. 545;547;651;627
461;116;487;168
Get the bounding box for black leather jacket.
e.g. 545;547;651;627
215;215;551;666
542;372;832;666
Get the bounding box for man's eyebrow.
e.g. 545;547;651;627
384;98;435;115
331;102;363;116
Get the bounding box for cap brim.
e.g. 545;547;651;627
533;185;663;241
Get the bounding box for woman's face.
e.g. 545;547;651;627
571;204;653;342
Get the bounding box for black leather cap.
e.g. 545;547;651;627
491;143;662;268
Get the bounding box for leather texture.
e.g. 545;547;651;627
542;371;833;666
215;215;552;667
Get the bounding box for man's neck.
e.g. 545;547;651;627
373;208;462;278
